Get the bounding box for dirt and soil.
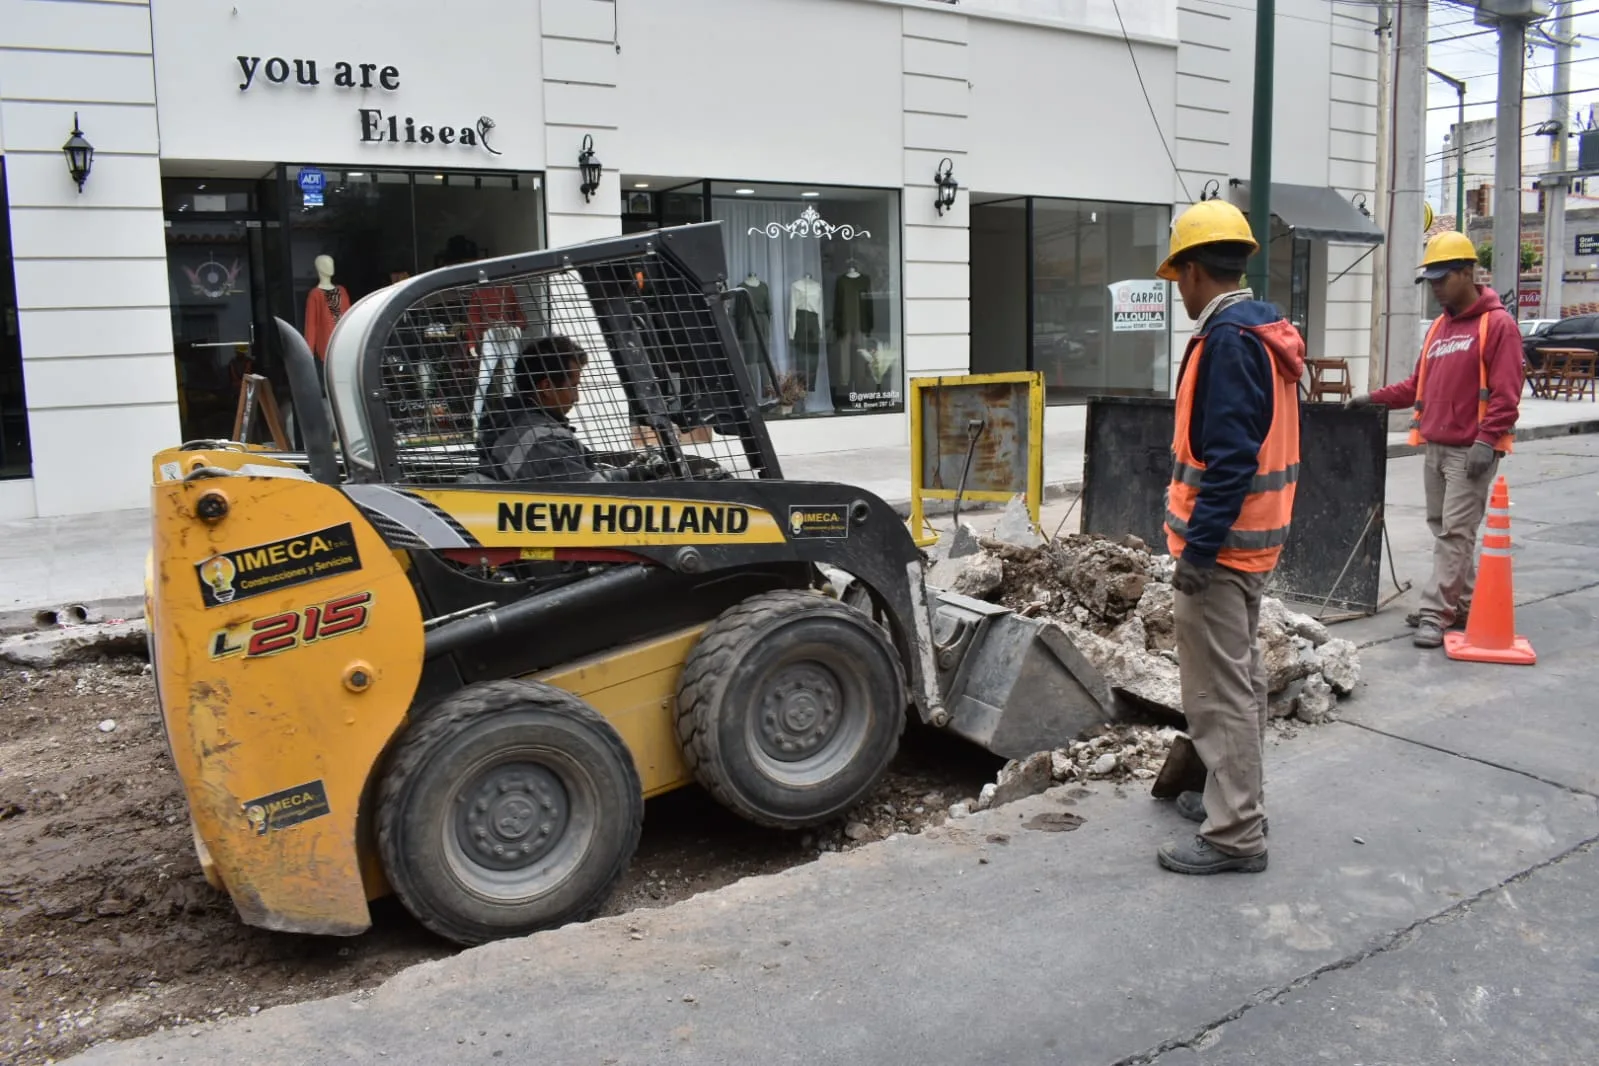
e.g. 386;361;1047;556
0;656;999;1065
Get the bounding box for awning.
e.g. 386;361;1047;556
1228;180;1385;245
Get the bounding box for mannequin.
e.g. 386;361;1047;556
735;271;772;390
790;273;824;390
468;282;527;431
304;255;352;362
831;260;873;408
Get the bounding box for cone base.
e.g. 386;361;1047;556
1443;631;1538;665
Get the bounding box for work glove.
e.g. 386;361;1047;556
624;448;674;481
1343;393;1373;410
1172;556;1215;597
1465;440;1497;479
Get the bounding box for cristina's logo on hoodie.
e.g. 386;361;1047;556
1426;333;1476;361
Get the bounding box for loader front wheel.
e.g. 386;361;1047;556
376;680;642;946
676;591;906;829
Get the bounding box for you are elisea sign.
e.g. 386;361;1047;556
235;55;501;156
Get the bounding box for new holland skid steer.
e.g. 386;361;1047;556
144;222;1111;946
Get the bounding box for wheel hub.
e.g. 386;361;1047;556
757;663;842;762
455;763;569;872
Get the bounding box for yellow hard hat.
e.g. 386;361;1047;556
1417;230;1478;280
1157;200;1260;281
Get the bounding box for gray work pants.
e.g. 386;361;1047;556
1419;443;1499;627
1174;565;1270;857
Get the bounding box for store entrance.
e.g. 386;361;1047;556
161;165;546;444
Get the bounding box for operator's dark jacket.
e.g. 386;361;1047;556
1177;298;1302;569
478;406;635;483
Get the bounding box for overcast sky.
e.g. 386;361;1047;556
1424;0;1599;203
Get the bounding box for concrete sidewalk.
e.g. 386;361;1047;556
5;395;1596;615
62;433;1599;1065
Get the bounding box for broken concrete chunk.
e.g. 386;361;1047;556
1296;673;1337;724
992;494;1045;549
1088;753;1119;777
989;750;1055;807
1268;678;1304;720
949;553;1005;601
1258;596;1331;648
946;522;982;559
1050;750;1075;781
975;782;998;811
0;619;147;668
1314;638;1361;695
1136;582;1176;653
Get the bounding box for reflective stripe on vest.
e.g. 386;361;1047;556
1409;312;1516;453
1164;320;1302;574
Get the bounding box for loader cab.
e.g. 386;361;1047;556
317;223;784;491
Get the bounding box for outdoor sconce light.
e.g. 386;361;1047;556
1199;178;1222;202
933;157;958;216
1352;192;1372;219
578;135;602;203
62;112;95;193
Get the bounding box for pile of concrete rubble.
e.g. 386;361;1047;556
926;503;1362;728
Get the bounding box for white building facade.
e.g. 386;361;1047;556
0;0;1382;518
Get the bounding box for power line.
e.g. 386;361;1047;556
1108;0;1189;202
1426;85;1599;111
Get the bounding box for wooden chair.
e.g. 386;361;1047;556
1534;348;1583;400
1555;351;1597;401
1306;358;1353;403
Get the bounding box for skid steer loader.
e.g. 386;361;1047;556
144;222;1112;946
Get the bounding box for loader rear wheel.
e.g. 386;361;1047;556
676;590;906;829
376;680;642;946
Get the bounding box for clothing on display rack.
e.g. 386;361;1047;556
830;268;875;403
734;275;773;390
790;275;824;388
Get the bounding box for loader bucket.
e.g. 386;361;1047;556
929;590;1116;760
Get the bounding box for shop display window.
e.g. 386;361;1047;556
0;159;29;479
712;182;902;418
162;168;544;442
972;197;1172;402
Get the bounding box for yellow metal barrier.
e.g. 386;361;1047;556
907;371;1045;548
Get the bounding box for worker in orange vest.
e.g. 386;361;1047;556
1347;231;1521;649
1157;200;1304;876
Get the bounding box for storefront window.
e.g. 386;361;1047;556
1268;221;1312;338
708;182;903;419
1;159;33;479
163;167;544;441
971;197;1171;403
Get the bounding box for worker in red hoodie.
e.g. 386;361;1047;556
1347;231;1521;649
1156;200;1304;876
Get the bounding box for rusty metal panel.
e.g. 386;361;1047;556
907;372;1045;545
917;379;1031;495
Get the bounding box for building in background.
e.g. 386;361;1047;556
0;0;1382;519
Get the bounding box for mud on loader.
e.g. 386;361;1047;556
143;222;1111;946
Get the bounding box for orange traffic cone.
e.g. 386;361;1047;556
1445;475;1537;665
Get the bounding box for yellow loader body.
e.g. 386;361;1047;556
148;448;703;934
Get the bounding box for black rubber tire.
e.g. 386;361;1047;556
376;680;642;946
676;590;906;829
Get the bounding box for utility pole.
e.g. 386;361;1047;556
1539;1;1575;319
1246;0;1275;302
1429;68;1468;233
1367;1;1392;388
1378;0;1427;389
1483;2;1539;304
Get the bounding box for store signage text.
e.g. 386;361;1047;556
235;55;500;156
1109;280;1168;333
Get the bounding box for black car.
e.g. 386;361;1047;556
1524;313;1599;367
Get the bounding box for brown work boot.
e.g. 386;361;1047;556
1157;835;1268;875
1407;603;1468;629
1414;620;1445;648
1175;791;1268;836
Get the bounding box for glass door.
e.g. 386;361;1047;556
166;219;264;441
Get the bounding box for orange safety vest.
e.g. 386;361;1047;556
1409;313;1515;453
1165;321;1303;573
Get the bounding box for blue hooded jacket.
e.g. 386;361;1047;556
1175;299;1305;569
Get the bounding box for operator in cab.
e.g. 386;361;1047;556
1156;199;1305;877
478;334;668;483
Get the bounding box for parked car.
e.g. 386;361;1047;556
1519;318;1558;339
1523;313;1599;368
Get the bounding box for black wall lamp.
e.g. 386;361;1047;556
578;134;602;203
62;112;95;193
933;157;958;216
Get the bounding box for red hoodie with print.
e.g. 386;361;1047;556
1370;286;1522;448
